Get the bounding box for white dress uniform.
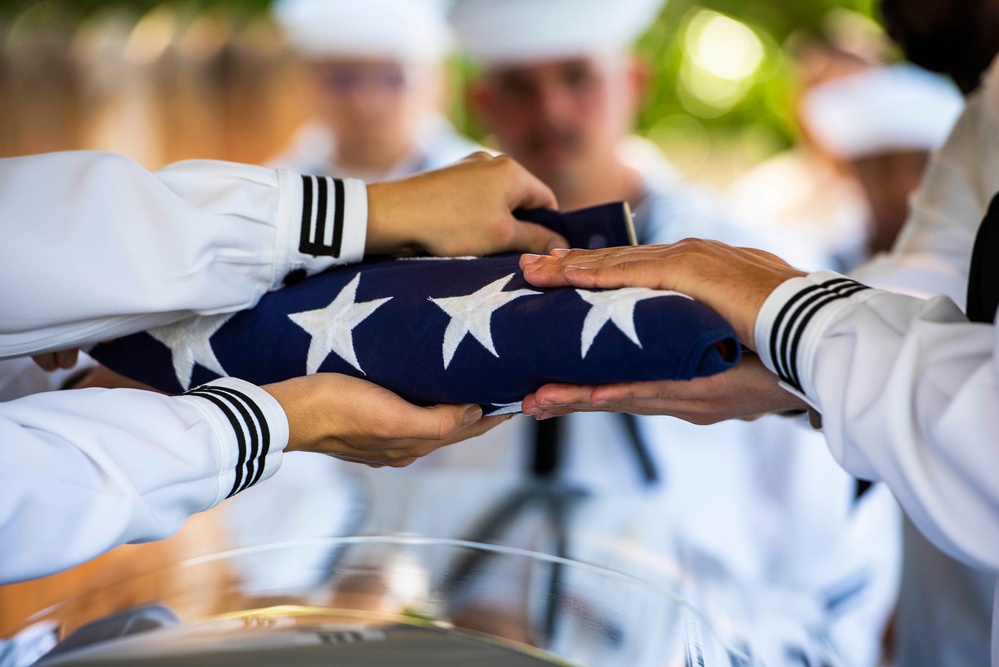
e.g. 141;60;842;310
351;137;901;667
754;270;999;666
846;55;999;667
0;150;370;583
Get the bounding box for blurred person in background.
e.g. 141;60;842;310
729;53;962;274
268;0;479;180
335;1;901;665
522;0;999;663
209;0;483;591
799;62;963;270
726;37;879;274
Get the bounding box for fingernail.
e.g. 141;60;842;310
535;413;555;421
538;400;555;410
564;265;589;272
593;399;610;407
550;248;571;258
521;253;542;265
523;406;540;416
463;405;483;425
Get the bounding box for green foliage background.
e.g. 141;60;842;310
634;0;881;147
1;0;887;167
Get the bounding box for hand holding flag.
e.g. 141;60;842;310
91;205;740;416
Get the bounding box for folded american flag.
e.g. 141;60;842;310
91;204;738;414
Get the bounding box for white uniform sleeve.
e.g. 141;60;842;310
755;271;999;573
0;377;288;583
0;151;368;358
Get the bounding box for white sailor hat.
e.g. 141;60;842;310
450;0;665;66
801;63;964;159
273;0;455;62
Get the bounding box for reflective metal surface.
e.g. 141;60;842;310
9;537;755;666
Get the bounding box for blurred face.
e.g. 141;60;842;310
312;57;437;166
850;149;930;252
470;55;641;190
793;46;873;160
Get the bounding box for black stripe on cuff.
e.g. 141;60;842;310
773;282;852;380
200;385;273;489
299;175;314;251
314;175;329;250
299;175;346;257
779;285;848;387
770;284;823;383
770;279;854;380
770;278;869;391
784;291;851;390
184;388;248;497
192;387;263;495
332;177;345;259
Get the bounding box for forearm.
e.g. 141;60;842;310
755;271;999;572
0;377;287;583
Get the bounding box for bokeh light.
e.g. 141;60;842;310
687;10;765;81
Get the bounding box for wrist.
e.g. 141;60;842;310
261;380;309;453
365;181;419;255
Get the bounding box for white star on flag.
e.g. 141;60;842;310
577;288;688;358
430;273;540;369
149;313;234;390
288;274;392;374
